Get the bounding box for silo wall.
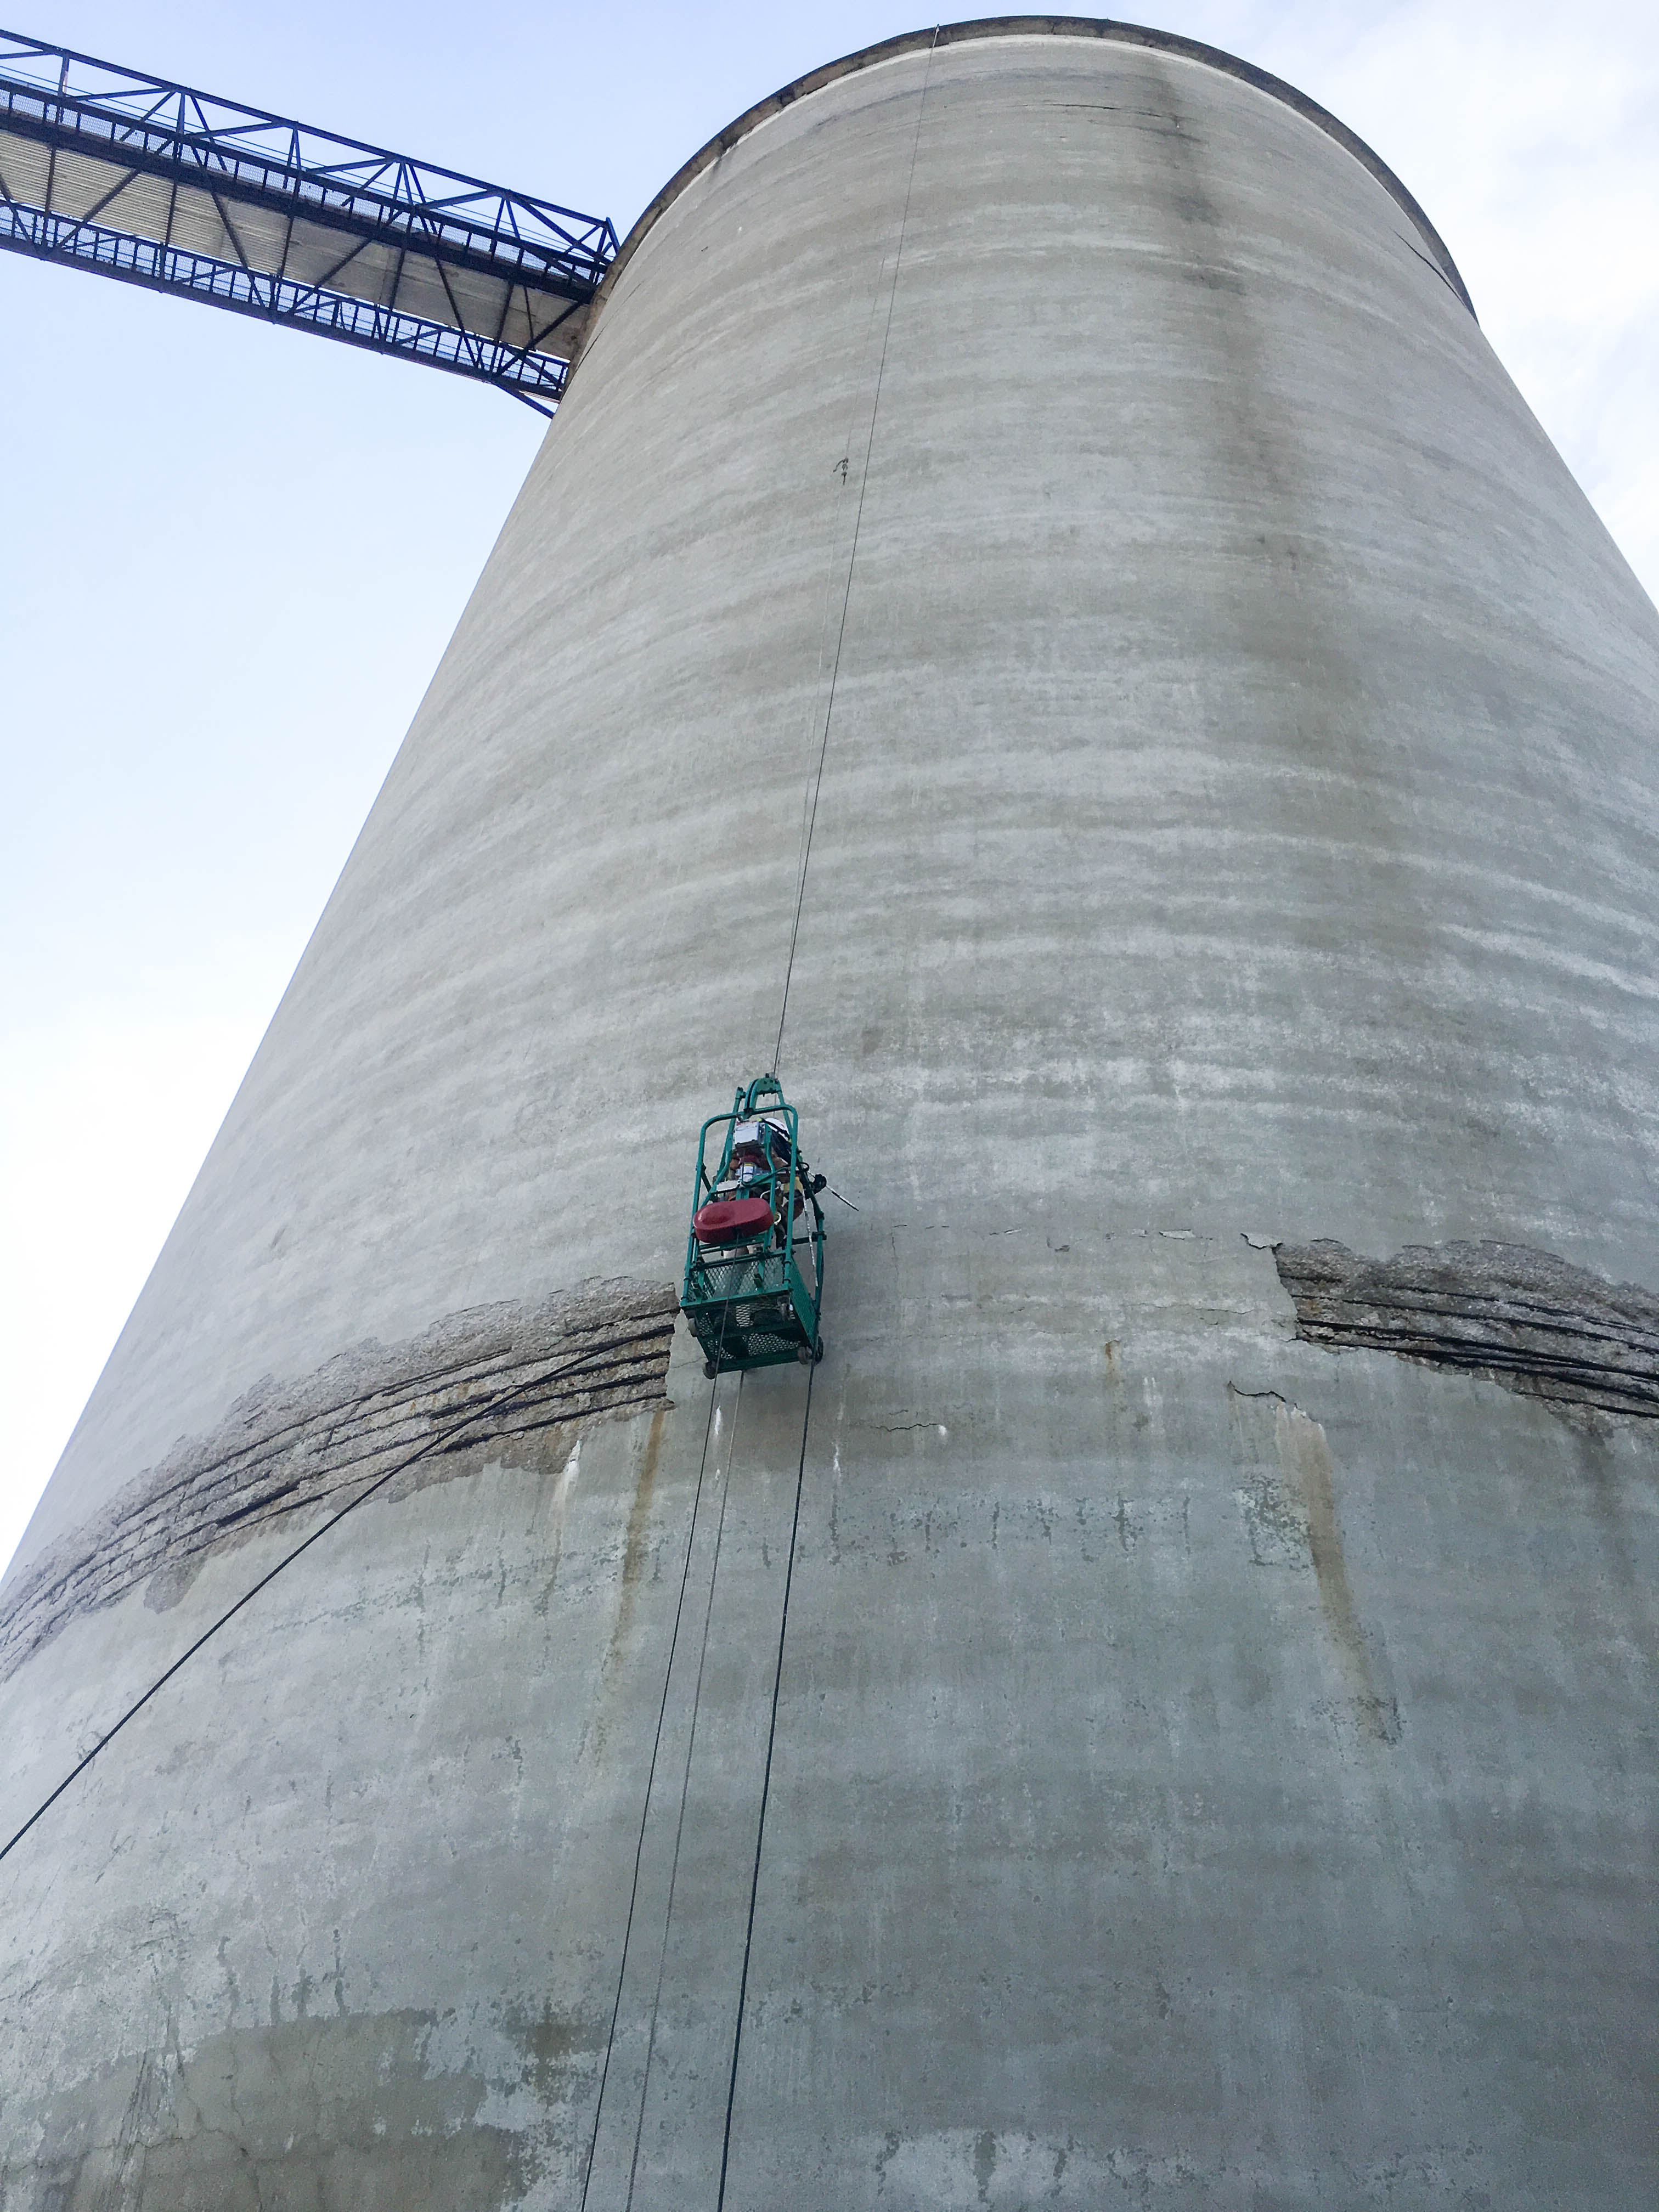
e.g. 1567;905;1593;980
2;21;1656;2209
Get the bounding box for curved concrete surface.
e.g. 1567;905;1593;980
591;14;1474;330
3;22;1656;2209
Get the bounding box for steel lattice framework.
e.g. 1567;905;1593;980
0;27;618;409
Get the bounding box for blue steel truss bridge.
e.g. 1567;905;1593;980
0;27;619;410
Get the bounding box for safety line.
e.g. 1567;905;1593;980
775;155;911;1027
0;1334;644;1870
714;1348;821;2210
623;1370;745;2209
772;26;938;1079
578;1311;731;2212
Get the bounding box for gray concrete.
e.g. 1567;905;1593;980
3;24;1656;2209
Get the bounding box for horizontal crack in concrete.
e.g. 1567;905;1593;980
1274;1239;1659;1418
0;1277;679;1683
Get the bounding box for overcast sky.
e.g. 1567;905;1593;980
2;0;1656;1578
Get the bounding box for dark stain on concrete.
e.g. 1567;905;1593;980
1275;1239;1659;1418
612;1403;669;1653
501;1996;585;2106
1273;1401;1401;1745
8;2007;546;2211
589;1404;674;1765
1229;1386;1400;1743
974;2126;998;2201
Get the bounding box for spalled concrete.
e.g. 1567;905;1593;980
1276;1238;1659;1415
3;21;1656;2209
0;1277;676;1685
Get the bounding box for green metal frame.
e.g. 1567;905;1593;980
682;1075;825;1376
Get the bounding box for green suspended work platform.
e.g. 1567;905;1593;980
682;1075;826;1376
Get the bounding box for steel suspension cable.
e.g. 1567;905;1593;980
577;1308;732;2212
772;26;939;1080
716;37;938;2199
623;1370;746;2209
714;1352;820;2211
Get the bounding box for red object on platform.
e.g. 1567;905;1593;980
693;1196;774;1245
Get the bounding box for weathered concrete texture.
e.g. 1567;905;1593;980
0;1277;675;1684
714;1232;1656;2210
1277;1238;1659;1416
595;15;1473;337
15;2009;534;2212
4;20;1658;2211
0;1394;703;2211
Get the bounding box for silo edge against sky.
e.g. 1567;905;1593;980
2;0;1656;1579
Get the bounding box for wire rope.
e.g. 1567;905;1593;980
771;27;939;1081
714;1353;820;2211
578;1310;732;2212
623;1370;746;2209
711;39;936;2202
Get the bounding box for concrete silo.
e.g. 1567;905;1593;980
3;17;1656;2208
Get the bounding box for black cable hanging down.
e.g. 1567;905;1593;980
714;37;937;2203
623;1370;746;2210
578;1305;735;2212
715;1355;820;2210
772;26;939;1080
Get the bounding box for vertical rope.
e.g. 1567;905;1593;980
713;40;937;2199
714;1356;819;2211
578;1316;731;2212
772;27;939;1080
623;1373;746;2208
600;35;939;2200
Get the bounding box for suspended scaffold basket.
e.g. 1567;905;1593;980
682;1075;826;1377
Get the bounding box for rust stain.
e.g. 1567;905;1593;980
588;1407;672;1763
1229;1385;1399;1745
1273;1403;1400;1745
612;1404;668;1653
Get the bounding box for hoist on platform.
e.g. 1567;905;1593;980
682;1076;826;1377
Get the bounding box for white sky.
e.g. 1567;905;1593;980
3;1;1656;1578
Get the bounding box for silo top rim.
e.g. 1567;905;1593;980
602;14;1474;321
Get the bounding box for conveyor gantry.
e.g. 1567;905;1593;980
0;27;618;410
